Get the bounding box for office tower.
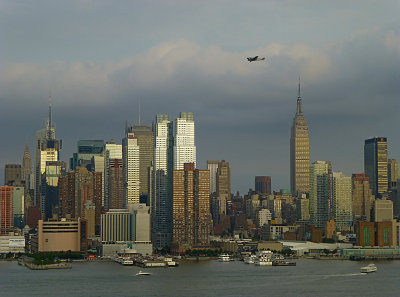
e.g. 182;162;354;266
374;198;393;222
255;176;272;195
296;195;310;221
4;164;22;186
40;161;62;219
331;172;352;232
0;186;13;235
309;161;332;229
12;187;24;229
174;112;196;170
104;142;122;208
152;114;173;249
290;79;310;196
172;163;210;253
108;159;124;209
388;159;399;189
70;140;104;171
22;143;32;183
122;132;140;205
216;160;231;216
59;167;102;234
352;173;375;222
101;209;132;242
207;161;219;194
127;125;154;202
128;203;151;242
364;137;388;198
34;99;62;210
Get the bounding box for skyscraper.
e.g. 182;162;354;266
290;79;310;196
34;98;62;214
364;137;388;198
127;125;154;202
4;164;22;186
104;142;122;208
174;112;196;170
388;159;399;189
22;143;32;183
255;176;272;195
331;172;352;232
309;161;332;229
0;186;13;235
122;132;140;205
352;173;374;222
172;163;210;253
152;114;173;250
207;161;219;194
216;160;230;216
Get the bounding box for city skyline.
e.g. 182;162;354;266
1;1;399;194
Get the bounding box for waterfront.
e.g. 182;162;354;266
1;259;400;296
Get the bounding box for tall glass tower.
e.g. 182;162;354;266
364;137;388;198
290;79;310;196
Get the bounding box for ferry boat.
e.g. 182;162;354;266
254;250;273;266
218;254;232;262
360;264;377;273
243;254;257;264
136;271;152;276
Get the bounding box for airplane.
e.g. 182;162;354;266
247;56;266;62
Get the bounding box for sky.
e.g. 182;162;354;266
1;0;399;194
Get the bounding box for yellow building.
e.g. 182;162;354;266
31;218;87;253
172;163;211;253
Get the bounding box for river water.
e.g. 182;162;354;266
1;258;399;296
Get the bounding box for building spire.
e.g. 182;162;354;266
296;76;302;115
47;92;53;139
138;97;141;125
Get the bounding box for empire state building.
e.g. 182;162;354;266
290;79;310;195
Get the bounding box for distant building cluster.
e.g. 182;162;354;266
1;82;400;257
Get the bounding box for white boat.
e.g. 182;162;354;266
244;254;257;264
254;250;273;266
360;264;377;273
136;271;152;276
218;254;232;262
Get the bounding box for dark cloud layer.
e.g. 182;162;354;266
1;1;399;193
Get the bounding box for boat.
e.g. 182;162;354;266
218;254;232;262
136;271;152;276
254;250;273;266
360;264;377;273
273;261;296;266
244;254;257;264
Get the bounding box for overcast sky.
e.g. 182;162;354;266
1;0;399;194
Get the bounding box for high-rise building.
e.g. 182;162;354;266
70;140;104;170
22;143;32;183
207;161;219;194
374;198;393;222
104;142;122;208
172;163;210;253
255;176;272;195
388;159;399;189
34;99;61;211
174;112;196;170
309;161;332;229
58;167;102;234
352;173;375;222
12;187;24;229
4;164;22;186
122;133;140;205
216;160;230;216
364;137;388;198
331;172;352;232
290;79;310;196
152;114;173;250
42;161;63;219
0;186;13;235
127;125;154;202
108;159;124;209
